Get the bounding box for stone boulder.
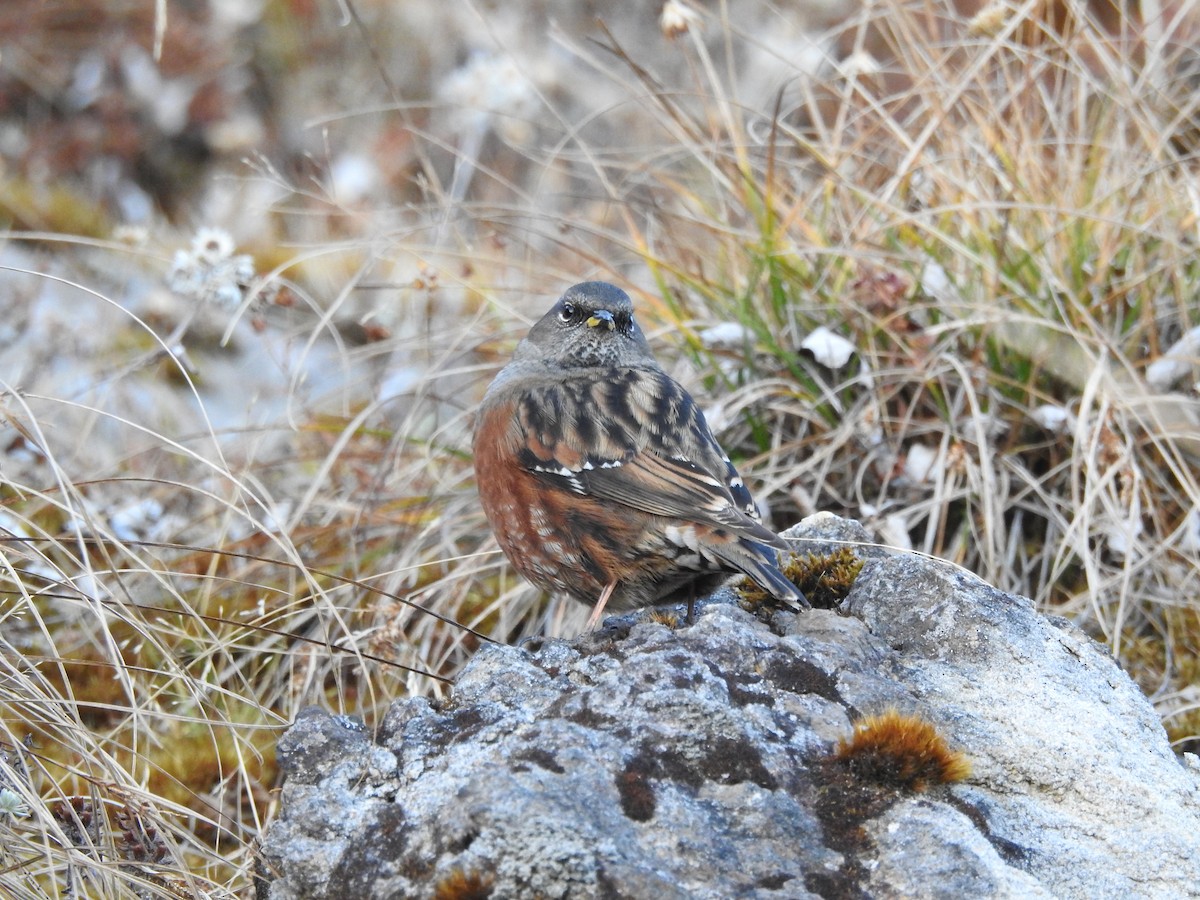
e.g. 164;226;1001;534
257;515;1200;899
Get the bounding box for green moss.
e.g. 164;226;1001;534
0;177;111;237
739;548;864;611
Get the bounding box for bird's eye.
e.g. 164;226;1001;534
615;312;633;333
558;303;578;324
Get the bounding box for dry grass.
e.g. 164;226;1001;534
1;0;1199;894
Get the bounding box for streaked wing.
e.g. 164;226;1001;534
580;451;748;528
514;366;778;542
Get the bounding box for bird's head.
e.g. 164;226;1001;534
518;282;655;369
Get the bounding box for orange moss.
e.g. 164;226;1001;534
646;608;680;627
835;709;971;792
432;867;495;900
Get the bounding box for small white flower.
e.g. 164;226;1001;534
167;229;261;310
167;250;202;295
232;254;257;284
191;227;236;266
212;279;245;311
0;788;29;818
661;0;703;38
169;248;195;273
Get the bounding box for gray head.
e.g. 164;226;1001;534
515;282;655;369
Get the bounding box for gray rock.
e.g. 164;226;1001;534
258;514;1200;899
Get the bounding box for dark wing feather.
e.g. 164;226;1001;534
582;452;746;526
515;366;784;547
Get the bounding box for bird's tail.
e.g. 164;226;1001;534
727;540;810;611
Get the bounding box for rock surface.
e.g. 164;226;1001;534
257;514;1200;899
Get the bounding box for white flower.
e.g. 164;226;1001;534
661;0;703;38
212;279;246;310
232;254;257;284
167;228;261;310
0;788;29;818
191;227;236;266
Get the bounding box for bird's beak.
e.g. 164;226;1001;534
586;310;615;331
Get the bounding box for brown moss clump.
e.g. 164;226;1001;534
432;867;495;900
738;547;864;611
810;709;970;896
646;608;680;628
834;709;971;792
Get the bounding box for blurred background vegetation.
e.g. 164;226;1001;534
1;0;1198;895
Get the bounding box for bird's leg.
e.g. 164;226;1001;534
585;581;618;631
685;584;697;625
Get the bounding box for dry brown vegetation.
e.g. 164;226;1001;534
1;0;1198;894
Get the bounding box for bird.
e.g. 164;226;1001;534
472;281;808;629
